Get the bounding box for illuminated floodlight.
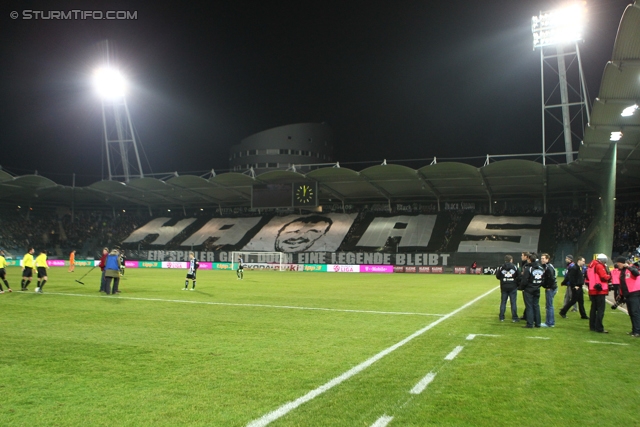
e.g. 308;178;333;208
610;131;623;141
532;3;586;49
621;104;638;117
93;67;126;99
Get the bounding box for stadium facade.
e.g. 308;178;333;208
229;123;334;174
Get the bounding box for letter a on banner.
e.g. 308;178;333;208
356;215;436;248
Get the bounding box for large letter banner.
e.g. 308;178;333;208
457;216;541;253
123;218;196;245
242;213;357;253
180;217;262;246
356;215;437;248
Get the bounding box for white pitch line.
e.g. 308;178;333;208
586;341;629;346
246;286;498;427
466;334;500;340
444;346;464;360
527;336;550;340
41;292;444;317
409;372;437;395
370;415;394;427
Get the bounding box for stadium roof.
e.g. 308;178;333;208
1;2;639;211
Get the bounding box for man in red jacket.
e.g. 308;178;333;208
98;247;108;293
586;254;611;333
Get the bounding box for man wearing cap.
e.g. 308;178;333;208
586;254;611;333
559;256;589;319
614;257;640;337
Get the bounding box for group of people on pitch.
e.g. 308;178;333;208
497;252;640;337
0;247;49;294
181;254;245;291
98;247;126;295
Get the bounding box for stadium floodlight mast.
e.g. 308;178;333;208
94;64;144;182
532;3;591;165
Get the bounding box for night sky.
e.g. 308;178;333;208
0;0;632;186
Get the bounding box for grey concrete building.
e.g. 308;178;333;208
229;123;334;174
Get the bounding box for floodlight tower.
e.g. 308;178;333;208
94;65;144;182
532;3;591;165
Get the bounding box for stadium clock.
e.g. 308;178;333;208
294;183;316;206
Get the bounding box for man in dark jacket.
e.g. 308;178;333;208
520;252;544;328
496;255;520;322
614;257;640;337
559;256;588;319
518;252;531;321
540;253;558;327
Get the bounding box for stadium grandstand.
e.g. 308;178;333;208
1;2;639;271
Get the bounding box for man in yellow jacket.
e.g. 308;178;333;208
21;248;35;291
35;250;48;293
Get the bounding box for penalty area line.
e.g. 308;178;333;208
246;286;499;427
40;292;445;317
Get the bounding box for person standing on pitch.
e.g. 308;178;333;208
21;247;35;291
614;257;640;337
98;247;108;293
34;249;48;293
586;254;611;333
237;255;244;280
183;252;199;290
119;250;126;276
540;253;558;327
0;249;12;293
561;255;578;312
520;252;544;328
68;250;76;273
517;252;531;320
559;256;589;319
104;249;121;295
496;255;520;322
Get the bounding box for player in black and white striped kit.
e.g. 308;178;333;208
183;252;199;291
237;255;244;280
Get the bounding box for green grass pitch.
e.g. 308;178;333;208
1;266;639;426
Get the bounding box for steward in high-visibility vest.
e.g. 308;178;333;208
614;256;640;337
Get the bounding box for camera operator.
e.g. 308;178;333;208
586;254;611;333
559;256;588;319
614;257;640;338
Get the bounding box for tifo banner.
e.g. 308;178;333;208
242;213;357;253
458;215;541;253
180;217;262;247
142;250;453;266
123;218;197;245
355;215;437;248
